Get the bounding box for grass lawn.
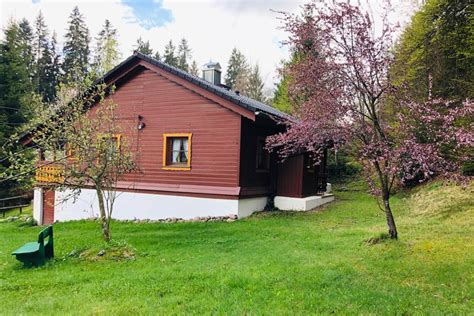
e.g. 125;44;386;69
0;183;472;314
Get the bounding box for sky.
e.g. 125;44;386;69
0;0;418;92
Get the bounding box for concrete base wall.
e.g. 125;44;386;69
274;194;335;211
50;188;266;222
33;187;43;224
237;197;268;218
326;183;332;193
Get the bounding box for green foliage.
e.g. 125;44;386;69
272;70;292;113
189;60;199;76
224;48;266;102
391;0;473;178
33;12;60;102
0;184;473;313
163;40;179;68
93;19;120;77
224;47;249;89
5;80;136;241
177;38;191;72
327;150;361;183
0;20;35;197
134;37;153;56
271;54;301;114
392;0;473;100
245;64;266;102
461;159;474;176
62;6;90;83
18;18;34;74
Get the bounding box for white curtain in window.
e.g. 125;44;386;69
182;138;188;160
172;139;181;163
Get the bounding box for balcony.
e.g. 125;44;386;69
35;163;64;183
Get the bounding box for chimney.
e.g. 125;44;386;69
202;61;221;85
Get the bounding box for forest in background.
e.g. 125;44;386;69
0;0;472;198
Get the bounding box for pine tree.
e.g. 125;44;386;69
163;40;179;67
272;55;300;114
189;60;199;76
18;18;34;79
0;21;34;196
43;32;60;102
135;37;153;56
33;11;48;74
177;38;191;72
233;69;249;94
246;64;266;102
154;51;161;61
93;19;120;76
62;6;90;82
225;48;249;89
272;73;292;113
33;11;58;102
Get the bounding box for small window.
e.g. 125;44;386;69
104;135;121;159
66;144;78;161
163;133;192;170
256;136;270;171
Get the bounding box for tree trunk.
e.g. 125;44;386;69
96;187;111;242
373;160;399;240
383;197;398;239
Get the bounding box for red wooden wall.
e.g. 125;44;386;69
93;66;242;194
277;152;327;198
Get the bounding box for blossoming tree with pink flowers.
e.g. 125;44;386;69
268;1;473;239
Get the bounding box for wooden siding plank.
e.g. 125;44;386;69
100;69;242;189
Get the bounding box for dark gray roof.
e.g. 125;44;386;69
103;51;291;120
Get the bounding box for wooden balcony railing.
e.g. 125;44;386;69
35;164;64;183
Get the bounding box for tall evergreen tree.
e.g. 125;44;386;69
246;64;266;102
135;37;153;56
177;38;191;72
18;18;34;79
33;11;58;102
189;60;199;76
62;6;90;82
163;40;179;67
93;19;120;76
224;48;249;89
272;72;292;113
272;54;300;114
33;11;48;74
0;21;34;196
43;32;60;102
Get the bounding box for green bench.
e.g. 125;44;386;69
12;226;54;266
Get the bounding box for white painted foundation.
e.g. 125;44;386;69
33;187;43;224
274;194;335;211
326;183;332;193
238;197;268;218
45;188;267;222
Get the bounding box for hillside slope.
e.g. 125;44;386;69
0;181;472;314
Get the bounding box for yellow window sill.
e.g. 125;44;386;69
162;166;191;171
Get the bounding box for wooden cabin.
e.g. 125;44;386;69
27;52;333;224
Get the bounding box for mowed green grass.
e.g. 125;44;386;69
0;184;472;315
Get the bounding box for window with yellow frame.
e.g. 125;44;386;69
66;143;78;161
162;133;192;171
102;134;122;160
